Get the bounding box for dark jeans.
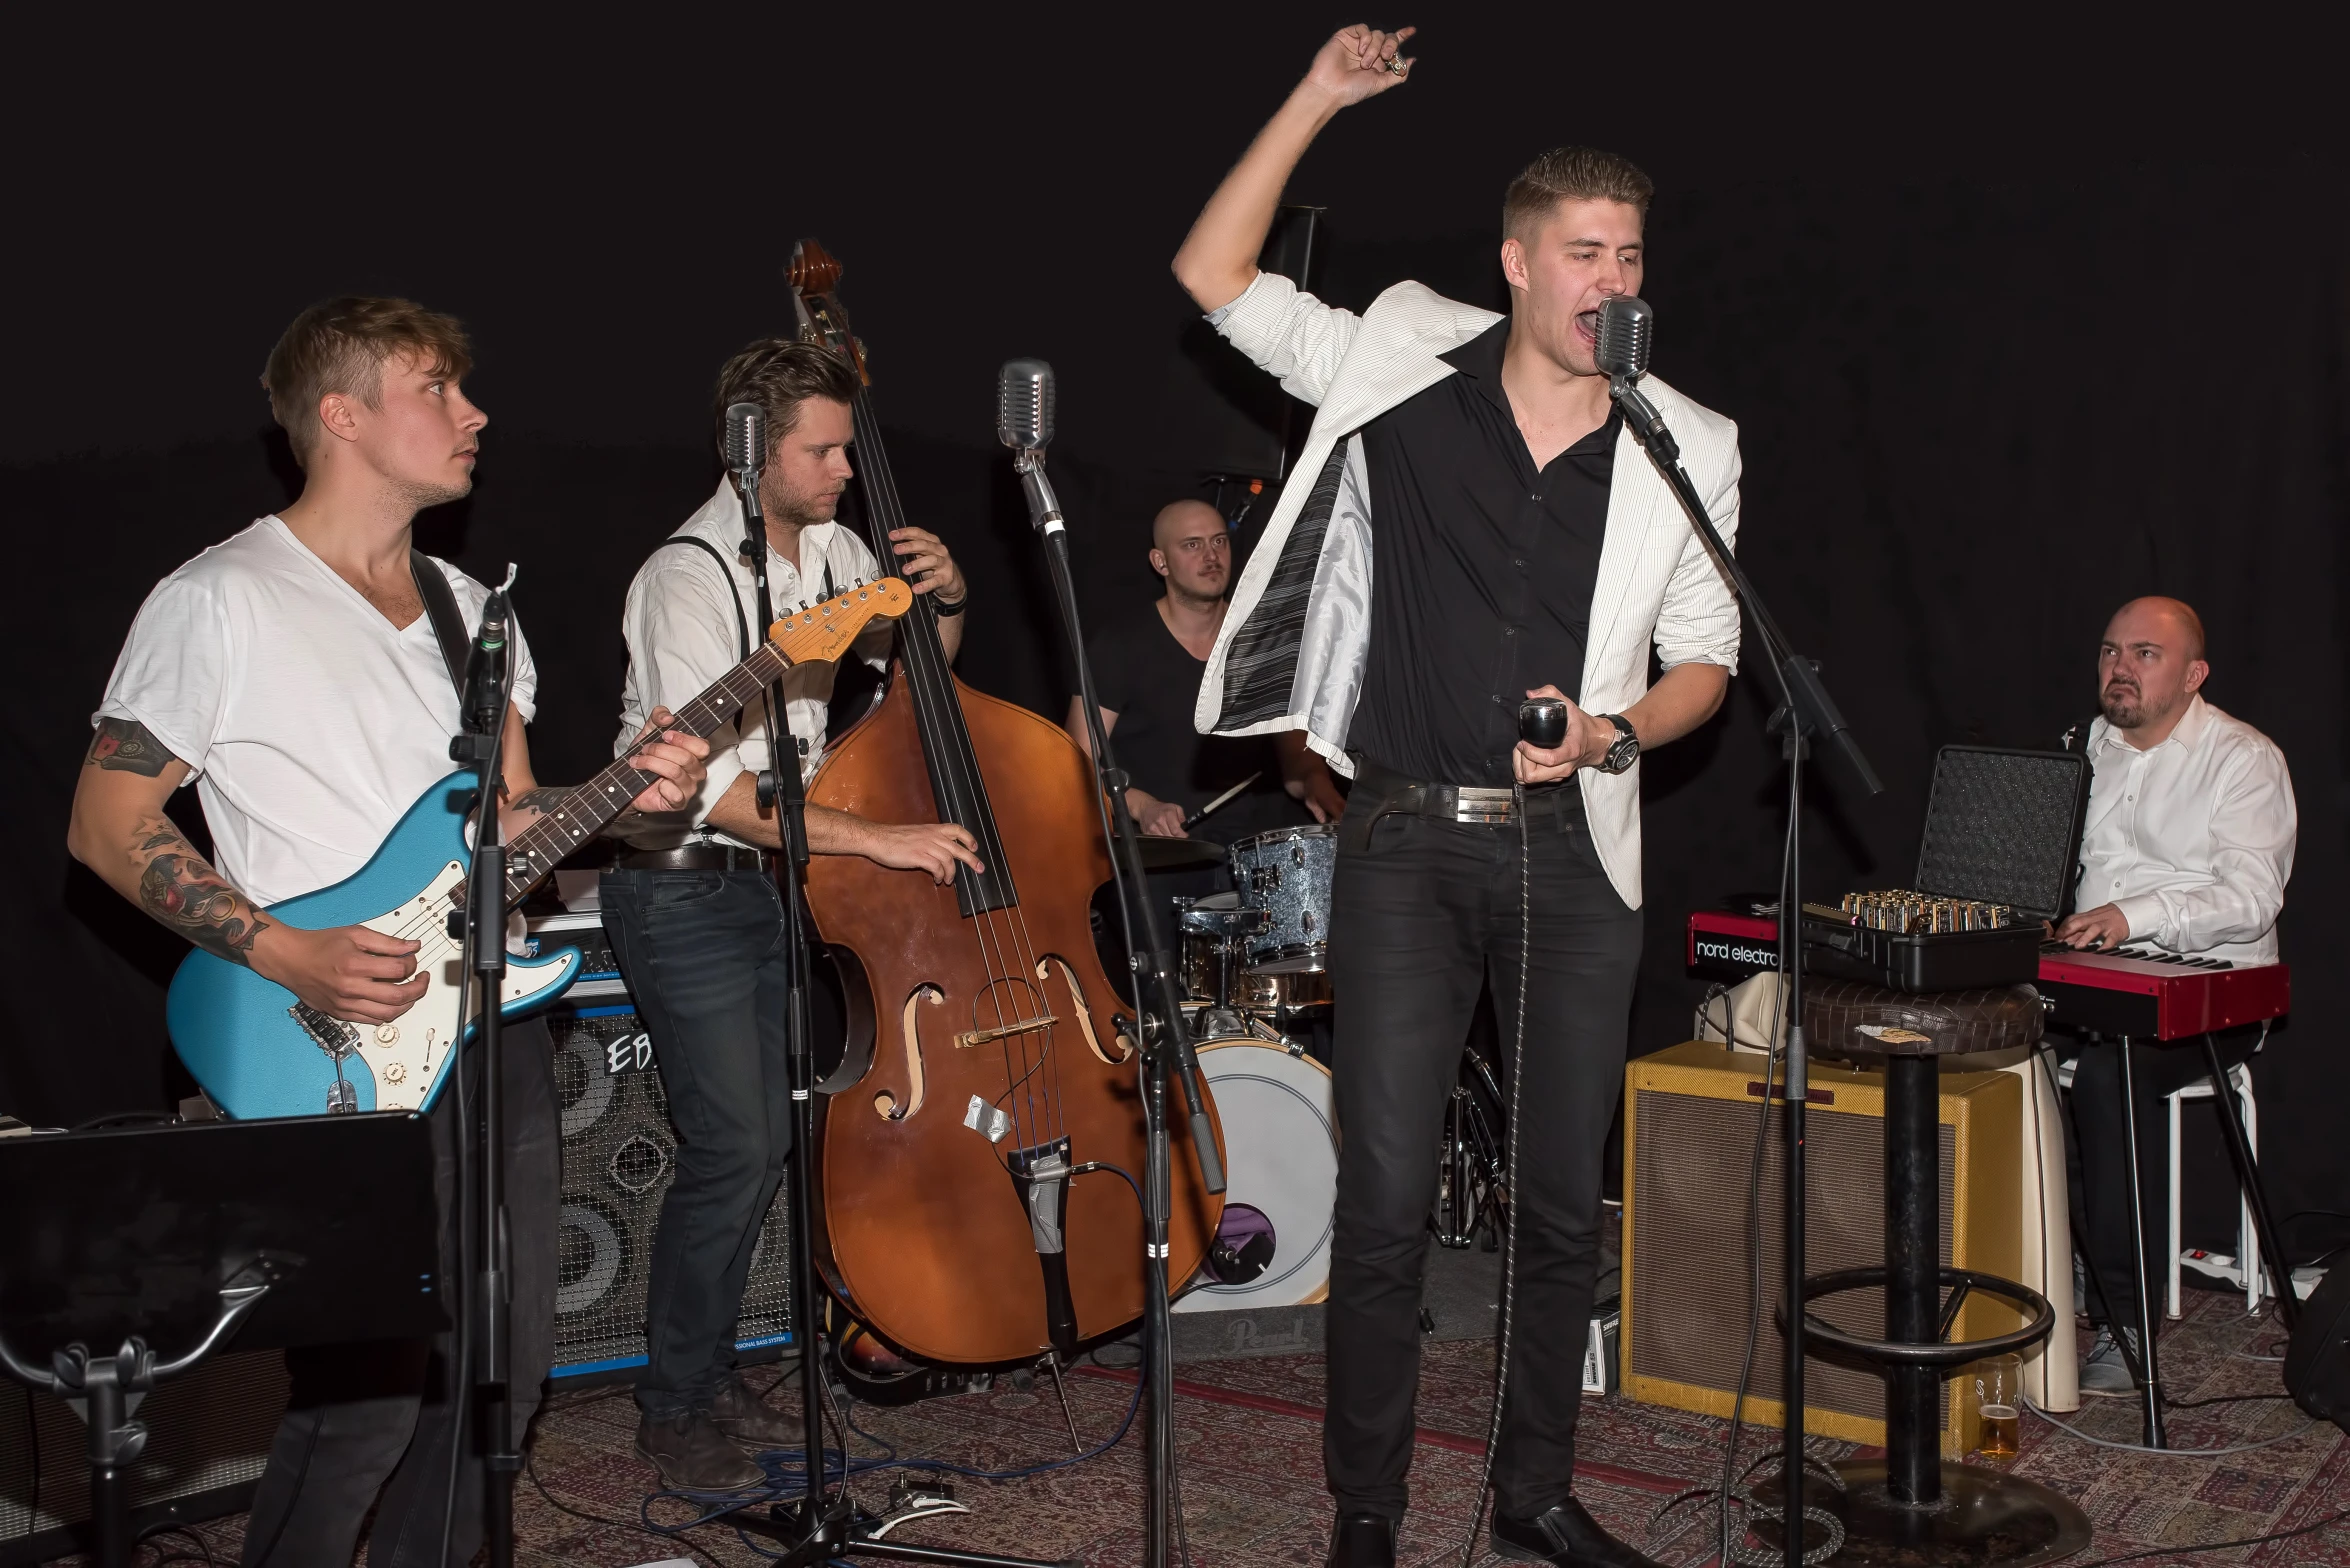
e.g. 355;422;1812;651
1323;782;1642;1522
2061;1026;2263;1335
240;1015;558;1567
600;867;793;1418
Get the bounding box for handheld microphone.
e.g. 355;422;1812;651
996;359;1065;535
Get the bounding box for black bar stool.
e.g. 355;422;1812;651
1755;981;2092;1568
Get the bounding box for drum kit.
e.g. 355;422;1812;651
1154;822;1509;1311
1160;825;1340;1313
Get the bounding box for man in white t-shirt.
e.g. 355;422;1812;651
603;338;983;1490
68;296;707;1567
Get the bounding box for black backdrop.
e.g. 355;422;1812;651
6;14;2345;1263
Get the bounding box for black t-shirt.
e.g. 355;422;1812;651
1085;605;1304;836
1348;315;1618;788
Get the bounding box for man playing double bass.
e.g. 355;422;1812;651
1175;25;1743;1568
603;338;983;1490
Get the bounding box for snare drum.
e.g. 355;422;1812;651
1228;824;1337;973
1173;1035;1337;1311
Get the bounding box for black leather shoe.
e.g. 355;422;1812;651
634;1409;765;1492
1325;1511;1397;1567
1492;1497;1666;1567
709;1375;799;1453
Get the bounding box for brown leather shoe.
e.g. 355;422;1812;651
709;1375;800;1453
634;1409;764;1493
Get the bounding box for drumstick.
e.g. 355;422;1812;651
1181;772;1262;831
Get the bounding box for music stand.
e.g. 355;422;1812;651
0;1112;444;1567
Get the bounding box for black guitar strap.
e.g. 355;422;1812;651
409;550;471;703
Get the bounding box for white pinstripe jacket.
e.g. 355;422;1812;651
1193;269;1745;910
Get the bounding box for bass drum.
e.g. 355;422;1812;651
1172;1036;1338;1313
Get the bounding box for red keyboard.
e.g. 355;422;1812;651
1686;910;2289;1041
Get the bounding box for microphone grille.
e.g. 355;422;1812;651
1594;296;1655;381
996;359;1055;451
722;401;766;472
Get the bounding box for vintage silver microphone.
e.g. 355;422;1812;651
1594;296;1676;459
723;400;767;527
995;358;1065;535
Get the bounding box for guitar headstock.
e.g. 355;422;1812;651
768;577;913;667
788;237;870;387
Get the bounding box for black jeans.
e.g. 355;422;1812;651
240;1016;558;1567
1323;781;1642;1522
2061;1026;2262;1334
600;867;793;1419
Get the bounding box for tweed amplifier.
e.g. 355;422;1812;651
536;908;798;1384
1621;1041;2023;1447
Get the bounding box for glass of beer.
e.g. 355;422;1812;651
1969;1353;2023;1461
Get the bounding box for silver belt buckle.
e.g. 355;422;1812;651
1453;786;1515;824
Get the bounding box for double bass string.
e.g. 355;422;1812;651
848;382;1067;1158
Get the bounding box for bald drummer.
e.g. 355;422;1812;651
1065;499;1338;842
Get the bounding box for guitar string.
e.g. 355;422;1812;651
850;389;1042;1150
850;383;1065;1156
846;388;1060;1159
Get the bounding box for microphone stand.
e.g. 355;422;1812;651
447;580;520;1568
1608;378;1882;1568
726;472;1066;1568
1016;444;1227;1568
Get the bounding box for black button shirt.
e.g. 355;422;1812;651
1349;316;1619;789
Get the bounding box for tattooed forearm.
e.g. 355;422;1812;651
86;717;178;776
133;817;270;964
508;788;571;814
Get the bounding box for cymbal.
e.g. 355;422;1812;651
1129;834;1226;871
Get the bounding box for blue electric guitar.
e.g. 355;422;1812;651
166;577;914;1119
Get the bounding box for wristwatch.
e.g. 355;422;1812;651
1597;713;1640;775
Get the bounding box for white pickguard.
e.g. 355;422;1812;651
340;861;571;1112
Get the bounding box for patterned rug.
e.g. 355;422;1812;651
55;1288;2345;1567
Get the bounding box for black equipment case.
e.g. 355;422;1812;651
1801;746;2092;992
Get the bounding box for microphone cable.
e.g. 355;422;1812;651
1458;778;1533;1568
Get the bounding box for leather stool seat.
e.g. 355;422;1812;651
1804;980;2044;1060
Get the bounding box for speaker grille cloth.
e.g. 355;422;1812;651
1632;1091;1953;1427
552;1007;794;1373
1915;749;2087;918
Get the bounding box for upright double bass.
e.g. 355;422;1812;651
786;241;1223;1365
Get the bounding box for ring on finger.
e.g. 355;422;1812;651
1383;53;1406;76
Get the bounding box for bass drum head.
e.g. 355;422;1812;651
1173;1037;1337;1313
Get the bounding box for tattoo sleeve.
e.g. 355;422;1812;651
508;787;571;814
132;815;271;964
86;717;178;777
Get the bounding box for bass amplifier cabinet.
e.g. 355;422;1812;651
538;914;798;1384
1622;1041;2022;1447
0;1350;286;1565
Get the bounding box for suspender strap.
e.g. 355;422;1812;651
660;534;837;661
662;536;750;660
409;550;471;703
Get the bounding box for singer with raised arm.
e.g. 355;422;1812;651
1172;26;1743;1568
65;297;708;1567
599;338;983;1491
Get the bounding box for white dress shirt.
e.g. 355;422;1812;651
613;477;889;851
2078;694;2295;963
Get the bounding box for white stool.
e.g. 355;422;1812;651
2168;1060;2262;1317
